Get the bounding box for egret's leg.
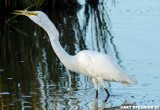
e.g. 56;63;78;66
104;96;109;102
97;77;110;97
92;78;98;98
96;90;98;98
105;88;110;97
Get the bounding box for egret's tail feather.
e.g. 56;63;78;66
122;75;137;86
128;76;137;85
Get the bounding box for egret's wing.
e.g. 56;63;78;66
77;50;137;85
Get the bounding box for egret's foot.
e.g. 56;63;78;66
96;90;98;98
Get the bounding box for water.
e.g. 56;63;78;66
0;0;160;109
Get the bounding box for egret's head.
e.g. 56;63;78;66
13;10;49;28
13;10;59;38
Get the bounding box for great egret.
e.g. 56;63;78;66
14;10;137;99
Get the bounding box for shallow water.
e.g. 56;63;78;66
0;0;160;109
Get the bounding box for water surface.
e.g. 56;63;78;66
0;0;160;109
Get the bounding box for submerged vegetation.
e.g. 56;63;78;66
0;0;101;23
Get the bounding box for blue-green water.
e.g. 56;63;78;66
0;0;160;109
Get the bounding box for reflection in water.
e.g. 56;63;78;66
92;98;106;110
92;98;136;110
0;1;129;109
77;2;122;67
0;1;122;110
1;0;160;109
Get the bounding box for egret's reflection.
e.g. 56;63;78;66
92;97;136;110
92;98;106;110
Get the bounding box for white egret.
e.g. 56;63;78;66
14;10;137;99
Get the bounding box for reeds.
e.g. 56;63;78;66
1;0;100;12
2;0;80;11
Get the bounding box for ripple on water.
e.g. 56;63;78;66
0;92;10;95
0;69;4;72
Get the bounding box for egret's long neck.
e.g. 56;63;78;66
41;19;74;70
49;37;72;66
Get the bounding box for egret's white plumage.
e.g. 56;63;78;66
14;10;137;98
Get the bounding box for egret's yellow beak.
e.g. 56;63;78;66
13;10;38;16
